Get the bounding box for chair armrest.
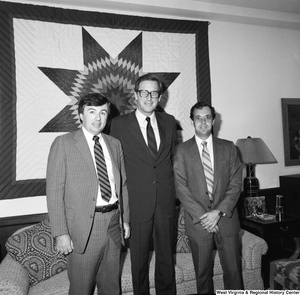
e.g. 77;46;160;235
287;237;300;261
240;229;268;270
0;255;30;295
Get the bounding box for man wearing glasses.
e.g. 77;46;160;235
110;74;178;295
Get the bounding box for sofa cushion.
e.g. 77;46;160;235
175;253;195;282
5;219;67;287
175;205;191;253
176;249;246;282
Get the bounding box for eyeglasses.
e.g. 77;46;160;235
137;90;160;99
193;115;213;123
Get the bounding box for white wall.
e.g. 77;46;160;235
1;3;300;217
209;21;300;188
0;196;48;217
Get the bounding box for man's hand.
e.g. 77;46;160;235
199;210;221;232
55;234;74;255
123;222;131;239
207;224;219;233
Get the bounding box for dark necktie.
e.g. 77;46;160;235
146;117;157;158
93;135;111;202
202;141;214;203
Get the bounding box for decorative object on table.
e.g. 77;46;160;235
235;136;277;197
281;98;300;167
244;196;276;220
256;214;276;221
244;196;267;218
276;194;284;221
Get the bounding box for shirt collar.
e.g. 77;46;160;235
195;134;213;147
135;108;156;126
82;126;103;144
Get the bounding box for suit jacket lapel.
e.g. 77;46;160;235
156;113;166;158
190;137;206;180
74;129;95;173
102;134;125;245
102;134;119;184
128;111;156;159
213;137;222;191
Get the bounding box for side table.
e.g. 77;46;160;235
239;213;300;289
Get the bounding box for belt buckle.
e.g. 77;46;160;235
102;205;109;213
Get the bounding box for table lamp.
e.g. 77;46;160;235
235;136;277;197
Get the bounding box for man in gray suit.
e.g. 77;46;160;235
46;93;130;295
173;101;243;294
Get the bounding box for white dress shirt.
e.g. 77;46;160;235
135;108;161;150
195;134;214;171
82;127;117;206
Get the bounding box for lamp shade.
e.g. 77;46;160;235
235;137;277;164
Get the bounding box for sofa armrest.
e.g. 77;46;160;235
0;255;30;295
240;229;268;270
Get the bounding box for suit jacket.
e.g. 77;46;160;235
46;128;129;253
173;136;242;237
110;111;178;222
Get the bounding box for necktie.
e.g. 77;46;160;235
146;117;157;158
93;135;111;202
202;141;214;203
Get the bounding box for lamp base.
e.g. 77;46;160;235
244;177;259;197
244;164;259;197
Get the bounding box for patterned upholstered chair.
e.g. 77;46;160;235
274;237;300;290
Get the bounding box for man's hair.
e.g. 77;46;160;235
190;101;216;120
134;73;163;94
78;93;111;117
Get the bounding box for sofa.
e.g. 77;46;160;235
0;206;268;295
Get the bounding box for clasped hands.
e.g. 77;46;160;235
199;210;221;233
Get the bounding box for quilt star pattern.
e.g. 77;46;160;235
0;1;211;199
38;28;179;132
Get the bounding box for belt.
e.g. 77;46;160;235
95;201;118;213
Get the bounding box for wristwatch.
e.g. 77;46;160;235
219;211;226;217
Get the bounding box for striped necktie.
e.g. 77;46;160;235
202;141;214;203
146;117;157;158
93;135;111;202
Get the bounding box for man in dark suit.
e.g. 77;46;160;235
46;93;130;295
173;101;243;294
110;74;177;295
